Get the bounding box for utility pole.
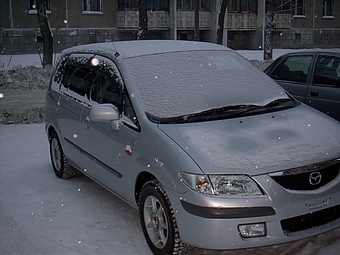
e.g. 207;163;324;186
137;0;148;40
216;0;229;45
170;0;177;40
194;0;200;41
263;0;274;60
36;0;53;67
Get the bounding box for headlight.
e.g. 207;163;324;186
209;175;263;196
179;172;214;194
179;172;263;197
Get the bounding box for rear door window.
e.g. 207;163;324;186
313;55;340;87
306;54;340;120
59;53;94;102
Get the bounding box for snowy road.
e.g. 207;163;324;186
1;124;340;255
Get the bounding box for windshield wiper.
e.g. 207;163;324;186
189;104;261;118
158;104;261;124
153;98;298;124
265;98;292;107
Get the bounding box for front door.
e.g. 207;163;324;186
79;56;126;197
270;54;314;103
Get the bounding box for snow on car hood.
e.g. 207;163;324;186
158;105;340;175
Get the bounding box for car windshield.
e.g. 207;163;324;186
124;50;289;121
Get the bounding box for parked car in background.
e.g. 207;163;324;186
46;41;340;255
264;50;340;121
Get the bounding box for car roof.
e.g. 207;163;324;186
61;40;232;59
279;49;340;56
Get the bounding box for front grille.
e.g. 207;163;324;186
281;204;340;235
269;160;340;190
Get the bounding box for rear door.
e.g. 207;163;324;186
57;55;92;162
306;53;340;121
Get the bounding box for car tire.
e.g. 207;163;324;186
49;131;75;179
139;179;192;255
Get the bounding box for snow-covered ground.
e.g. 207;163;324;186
0;124;340;255
1;47;340;254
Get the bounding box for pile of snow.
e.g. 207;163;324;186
0;65;52;91
0;65;52;124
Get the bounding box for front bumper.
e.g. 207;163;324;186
166;174;340;250
181;200;276;219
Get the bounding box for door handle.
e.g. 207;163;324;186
310;90;319;97
84;115;91;128
56;100;61;109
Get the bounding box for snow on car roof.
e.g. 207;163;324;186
62;40;232;59
281;49;340;55
113;40;232;58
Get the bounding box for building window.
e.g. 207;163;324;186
274;0;306;16
177;0;193;10
274;0;292;14
83;0;102;13
293;0;305;16
228;0;257;14
323;0;334;17
118;0;138;10
177;0;210;11
28;0;51;14
118;0;169;11
148;0;169;11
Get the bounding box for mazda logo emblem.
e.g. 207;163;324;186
309;172;322;186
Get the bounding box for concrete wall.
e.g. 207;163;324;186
0;0;117;29
273;29;340;49
1;28;120;54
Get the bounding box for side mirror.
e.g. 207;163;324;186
90;104;120;130
90;104;119;122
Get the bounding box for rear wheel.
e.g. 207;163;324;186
139;179;192;255
49;131;75;179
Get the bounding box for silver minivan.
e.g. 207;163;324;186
46;40;340;255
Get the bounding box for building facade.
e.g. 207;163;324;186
0;0;339;54
221;0;340;50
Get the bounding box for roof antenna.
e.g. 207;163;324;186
102;18;120;58
112;41;120;58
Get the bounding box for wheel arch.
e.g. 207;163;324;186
134;171;158;206
47;125;57;140
46;125;65;152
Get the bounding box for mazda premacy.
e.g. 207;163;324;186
46;40;340;255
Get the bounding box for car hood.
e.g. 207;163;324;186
158;105;340;175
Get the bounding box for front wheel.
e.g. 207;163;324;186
139;180;192;255
49;131;75;179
